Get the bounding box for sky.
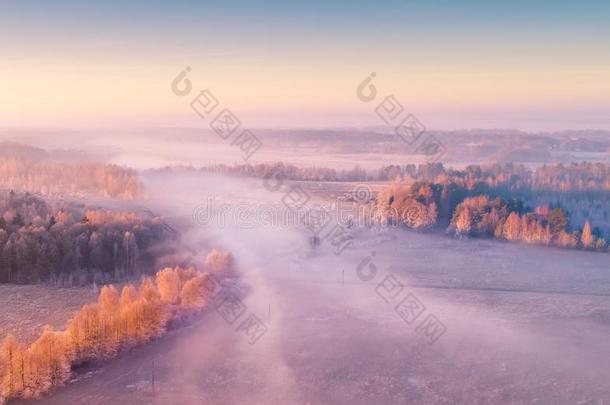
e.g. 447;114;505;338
1;0;610;130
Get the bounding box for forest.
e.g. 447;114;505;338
0;190;175;284
0;158;141;199
374;178;609;252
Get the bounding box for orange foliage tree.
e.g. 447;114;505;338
0;250;233;403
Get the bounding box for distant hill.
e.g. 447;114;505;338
0;141;92;162
0;128;607;167
0;141;48;160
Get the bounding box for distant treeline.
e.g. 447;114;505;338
151;162;374;182
151;161;610;191
0;158;142;199
0;191;175;284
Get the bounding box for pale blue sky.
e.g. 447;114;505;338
1;0;609;129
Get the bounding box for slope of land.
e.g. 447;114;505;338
0;284;97;343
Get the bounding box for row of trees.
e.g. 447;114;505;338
151;162;375;182
0;250;234;402
0;159;142;199
0;191;174;283
411;162;610;192
157;161;610;192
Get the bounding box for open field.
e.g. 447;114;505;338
18;170;610;404
0;285;97;344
